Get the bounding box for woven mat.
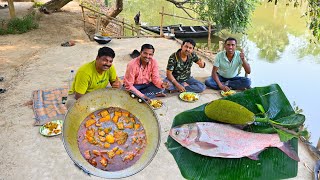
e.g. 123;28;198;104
32;87;68;126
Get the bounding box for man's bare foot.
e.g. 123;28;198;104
155;92;166;97
168;90;179;93
183;82;189;86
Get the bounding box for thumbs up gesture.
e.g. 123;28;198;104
240;48;245;61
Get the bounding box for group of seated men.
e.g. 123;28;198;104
66;37;251;109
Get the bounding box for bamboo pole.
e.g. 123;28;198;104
207;23;211;51
80;19;152;36
81;6;86;29
131;23;134;36
8;0;15;19
108;35;161;39
79;4;153;35
160;7;164;37
122;18;125;36
135;24;140;37
96;11;101;34
159;12;208;23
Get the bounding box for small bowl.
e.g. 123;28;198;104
93;35;112;44
163;33;175;39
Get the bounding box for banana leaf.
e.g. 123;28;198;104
166;84;298;180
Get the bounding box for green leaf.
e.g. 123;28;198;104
272;113;305;128
256;103;266;113
298;130;309;138
166;84;298;180
274;128;297;142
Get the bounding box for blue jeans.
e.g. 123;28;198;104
165;77;206;93
133;82;163;99
205;74;251;90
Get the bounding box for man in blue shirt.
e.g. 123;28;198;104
205;37;251;91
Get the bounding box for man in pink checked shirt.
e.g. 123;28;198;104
124;44;169;101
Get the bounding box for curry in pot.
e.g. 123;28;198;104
77;107;147;171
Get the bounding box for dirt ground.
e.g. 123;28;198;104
0;1;318;179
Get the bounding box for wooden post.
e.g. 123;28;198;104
218;41;224;51
131;23;134;36
81;6;86;30
317;137;320;150
135;24;140;37
122;18;125;36
8;0;16;19
96;11;101;34
160;6;164;37
207;23;211;51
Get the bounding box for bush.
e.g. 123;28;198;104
0;12;39;35
33;2;44;8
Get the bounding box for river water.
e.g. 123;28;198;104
120;0;320;145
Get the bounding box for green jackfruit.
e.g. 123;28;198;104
205;99;255;125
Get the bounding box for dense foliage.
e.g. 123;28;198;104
168;0;320;41
0;12;39;35
268;0;320;41
190;0;259;33
306;0;320;41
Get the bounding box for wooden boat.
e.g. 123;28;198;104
140;25;216;38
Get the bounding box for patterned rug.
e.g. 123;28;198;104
32;87;68;126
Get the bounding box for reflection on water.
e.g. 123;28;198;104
120;0;201;26
240;1;320;145
121;0;320;145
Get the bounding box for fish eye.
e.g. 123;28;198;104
175;130;179;135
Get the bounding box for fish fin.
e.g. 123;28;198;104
218;153;232;157
195;141;217;150
247;151;261;160
278;142;300;162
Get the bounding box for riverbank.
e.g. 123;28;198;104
0;1;317;179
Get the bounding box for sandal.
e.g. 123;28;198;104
61;41;75;47
0;88;6;94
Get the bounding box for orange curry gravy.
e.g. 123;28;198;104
77;107;147;171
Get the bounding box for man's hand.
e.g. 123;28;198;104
240;49;251;74
111;78;121;88
219;85;230;92
197;58;206;68
161;81;170;89
240;49;245;61
75;92;84;100
176;84;186;92
143;95;150;102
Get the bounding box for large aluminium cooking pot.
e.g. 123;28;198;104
62;88;161;178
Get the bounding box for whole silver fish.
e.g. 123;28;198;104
169;122;300;161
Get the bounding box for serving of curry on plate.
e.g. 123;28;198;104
77;107;147;171
179;92;199;102
150;99;163;109
39;120;63;136
221;90;236;97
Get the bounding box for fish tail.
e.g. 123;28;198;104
278;142;300;162
314;160;320;180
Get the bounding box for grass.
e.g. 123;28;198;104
0;12;39;35
33;2;45;8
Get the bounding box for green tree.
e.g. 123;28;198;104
166;0;320;41
167;0;259;33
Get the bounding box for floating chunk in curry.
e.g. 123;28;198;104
85;119;96;128
77;107;147;171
